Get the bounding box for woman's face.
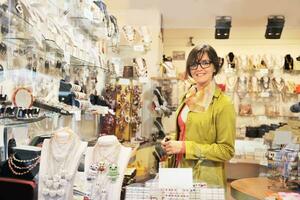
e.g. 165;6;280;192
190;52;215;87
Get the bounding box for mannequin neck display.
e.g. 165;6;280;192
273;77;285;92
251;76;259;92
284;54;293;70
84;135;132;200
38;128;87;200
162;61;176;77
239;55;248;70
250;55;261;68
237;75;248;94
97;135;119;147
227;52;236;69
261;75;270;90
0;149;41;180
133;57;147;77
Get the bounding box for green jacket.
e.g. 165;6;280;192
174;86;236;187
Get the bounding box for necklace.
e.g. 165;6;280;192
12;153;40;163
122;25;135;42
8;155;40;175
272;77;285;92
86;142;121;200
237;76;248;99
41;132;80;200
261;76;270;90
133;57;147;77
226;74;237;92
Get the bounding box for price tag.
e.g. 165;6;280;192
260;92;270;97
133;45;145;52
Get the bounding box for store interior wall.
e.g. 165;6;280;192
162;27;300;133
163;28;300;74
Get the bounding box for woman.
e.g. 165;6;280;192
161;44;236;187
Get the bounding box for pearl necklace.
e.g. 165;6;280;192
86;143;121;200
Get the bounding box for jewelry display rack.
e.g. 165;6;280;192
0;0;122;144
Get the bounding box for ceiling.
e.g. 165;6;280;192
106;0;300;29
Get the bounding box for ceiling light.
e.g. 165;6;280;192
215;16;232;39
265;15;285;39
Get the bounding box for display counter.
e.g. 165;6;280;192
230;177;293;200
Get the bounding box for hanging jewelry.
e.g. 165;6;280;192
133;57;147;77
226;74;237;92
237;75;248;99
122;25;135;42
260;75;271;91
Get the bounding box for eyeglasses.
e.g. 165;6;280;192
190;60;212;70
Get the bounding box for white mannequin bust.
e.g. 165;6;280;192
39;128;88;200
238;55;248;71
84;135;132;200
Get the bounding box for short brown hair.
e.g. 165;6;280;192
185;44;220;79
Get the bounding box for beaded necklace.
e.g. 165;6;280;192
8;154;40;176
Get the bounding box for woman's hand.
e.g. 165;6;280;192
161;139;184;155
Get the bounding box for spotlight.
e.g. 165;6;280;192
265;15;285;39
215;16;231;39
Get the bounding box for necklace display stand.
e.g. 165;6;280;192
84;135;132;200
38;127;87;200
284;54;294;71
238;55;249;71
226;52;238;70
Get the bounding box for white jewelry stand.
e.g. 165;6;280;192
38;129;87;200
85;135;132;200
